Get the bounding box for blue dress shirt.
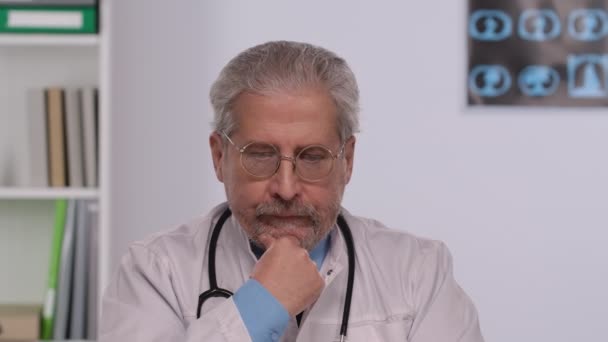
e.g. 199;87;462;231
233;236;330;342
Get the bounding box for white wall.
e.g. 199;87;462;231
107;1;608;341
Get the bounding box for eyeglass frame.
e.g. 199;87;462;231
219;131;347;182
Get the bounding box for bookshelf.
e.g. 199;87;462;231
0;0;109;339
0;35;100;297
0;34;99;46
0;188;99;199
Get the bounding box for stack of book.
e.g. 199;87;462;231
0;199;99;340
41;198;99;340
27;87;99;188
0;0;98;34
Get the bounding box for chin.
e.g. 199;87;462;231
231;198;339;250
254;221;318;250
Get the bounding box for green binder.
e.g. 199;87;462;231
0;6;97;34
40;199;68;339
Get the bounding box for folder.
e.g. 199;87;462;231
86;201;99;339
26;88;49;187
65;87;84;187
45;87;67;188
81;87;97;187
0;5;97;34
0;1;97;5
40;199;67;339
67;199;90;338
53;199;76;339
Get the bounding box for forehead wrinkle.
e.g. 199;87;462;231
230;88;340;152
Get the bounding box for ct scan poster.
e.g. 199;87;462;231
468;0;608;106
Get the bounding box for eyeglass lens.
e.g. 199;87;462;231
241;143;335;180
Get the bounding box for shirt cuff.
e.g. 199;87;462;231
233;279;290;342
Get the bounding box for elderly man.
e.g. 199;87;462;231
100;41;484;342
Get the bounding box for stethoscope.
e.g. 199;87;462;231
197;207;356;341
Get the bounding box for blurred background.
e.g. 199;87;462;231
1;1;607;341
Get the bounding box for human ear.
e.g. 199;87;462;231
209;132;225;182
344;136;356;184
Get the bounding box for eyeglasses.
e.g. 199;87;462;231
221;131;345;182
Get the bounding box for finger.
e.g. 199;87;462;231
257;234;276;249
277;235;301;247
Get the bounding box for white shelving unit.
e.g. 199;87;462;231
0;2;110;326
0;34;99;46
0;188;99;200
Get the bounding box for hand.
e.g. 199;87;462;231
250;235;325;317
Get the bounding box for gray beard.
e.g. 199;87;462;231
245;198;340;251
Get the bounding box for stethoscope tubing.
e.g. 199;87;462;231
336;214;355;338
196;208;233;318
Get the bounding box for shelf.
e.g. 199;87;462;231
0;34;99;46
0;188;99;199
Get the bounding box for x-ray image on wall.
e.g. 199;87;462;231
468;0;608;106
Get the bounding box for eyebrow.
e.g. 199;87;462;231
243;139;337;152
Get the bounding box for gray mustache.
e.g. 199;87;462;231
255;201;320;226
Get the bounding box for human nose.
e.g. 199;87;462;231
269;156;301;200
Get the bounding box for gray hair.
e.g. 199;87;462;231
210;41;360;142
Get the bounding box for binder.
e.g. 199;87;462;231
81;87;97;187
0;5;97;34
65;87;84;187
45;87;67;187
0;1;97;5
86;201;99;339
40;199;68;340
53;199;76;339
69;199;89;339
26;88;48;187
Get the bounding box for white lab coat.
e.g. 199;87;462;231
100;203;484;342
